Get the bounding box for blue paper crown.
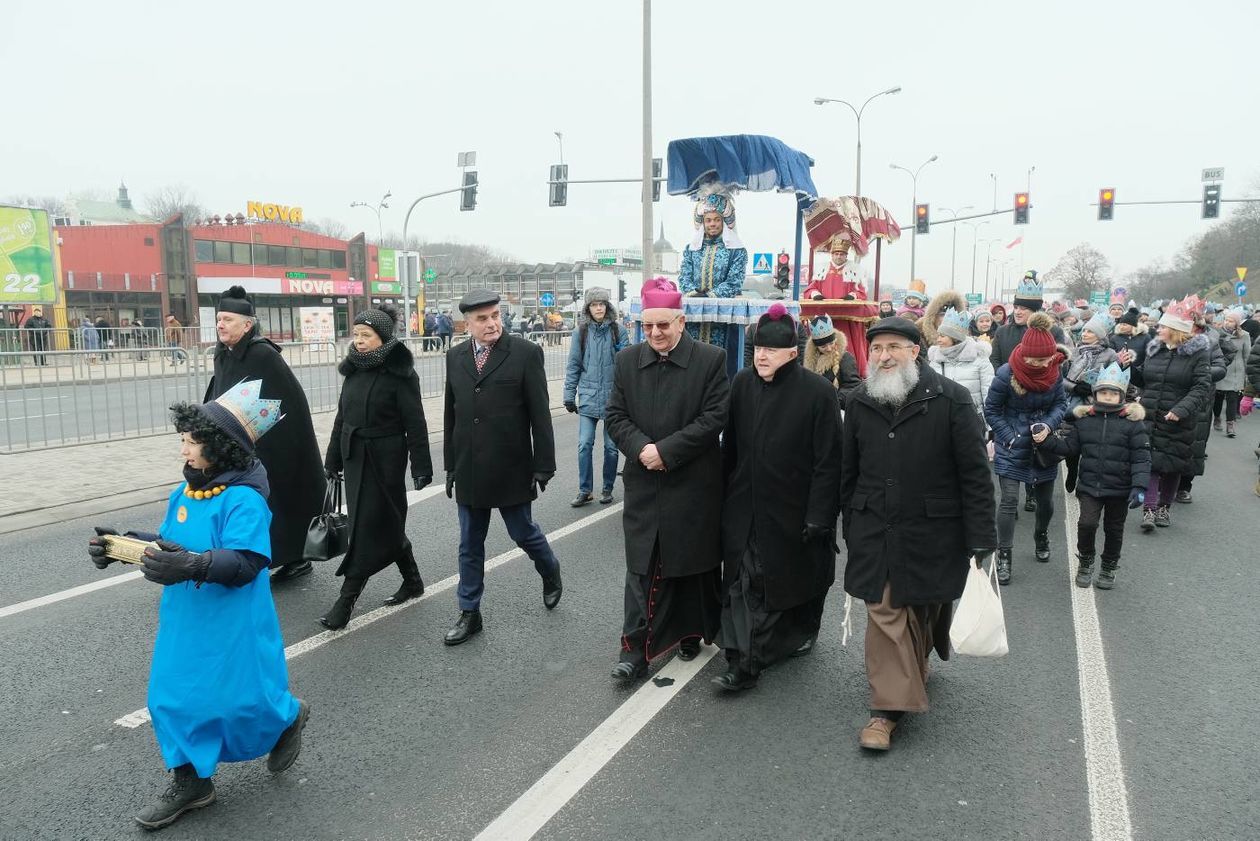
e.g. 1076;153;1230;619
942;308;972;332
1093;362;1130;394
810;313;835;338
215;379;283;443
1016;276;1043;298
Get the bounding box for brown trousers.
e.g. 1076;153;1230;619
864;583;949;713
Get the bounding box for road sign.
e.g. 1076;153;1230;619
540;292;555;307
1236;267;1248;282
965;292;983;307
423;268;437;282
1202;167;1225;182
1112;286;1127;299
597;257;616;265
1237;282;1248;298
751;253;773;274
1090;291;1108;307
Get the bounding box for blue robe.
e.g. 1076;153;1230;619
678;237;747;349
149;483;298;778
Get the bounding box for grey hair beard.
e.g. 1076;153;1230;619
866;359;921;408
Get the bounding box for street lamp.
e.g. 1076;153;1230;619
350;190;391;244
939;205;974;287
981;238;1002;300
554;131;564;166
814;85;901;197
889;155;938;285
989;173;998;212
962;220;990;295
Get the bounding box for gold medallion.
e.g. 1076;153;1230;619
176;505;188;523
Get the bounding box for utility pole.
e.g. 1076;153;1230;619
641;0;654;285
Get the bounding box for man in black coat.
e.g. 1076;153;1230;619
712;304;842;692
204;286;326;582
605;278;729;681
841;317;996;751
22;306;52;365
442;289;562;646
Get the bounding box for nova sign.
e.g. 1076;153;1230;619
246;201;304;224
283;277;362;296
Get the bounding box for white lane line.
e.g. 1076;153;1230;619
114;503;625;729
1062;492;1134;841
0;570;144;619
474;646;719;841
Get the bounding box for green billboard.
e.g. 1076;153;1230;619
0;206;56;304
377;248;396;280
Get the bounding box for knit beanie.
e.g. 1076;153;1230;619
354;306;397;341
1080;313;1114;342
1015;311;1058;358
1117;309;1140;328
751;303;796;348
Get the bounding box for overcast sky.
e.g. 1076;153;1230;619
5;0;1257;298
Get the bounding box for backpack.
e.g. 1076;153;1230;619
579;321;620;358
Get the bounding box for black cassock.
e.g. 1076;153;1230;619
205;329;326;569
717;362;843;674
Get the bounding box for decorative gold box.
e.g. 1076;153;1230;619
102;535;158;565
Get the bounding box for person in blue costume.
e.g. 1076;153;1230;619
678;188;748;348
86;380;309;831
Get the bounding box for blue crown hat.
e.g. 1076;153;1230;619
1013;271;1045;312
1092;362;1130;395
198;379;283;452
810;313;836;343
938;307;973;342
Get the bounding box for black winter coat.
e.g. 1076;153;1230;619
990;320;1067;366
1186;332;1229;476
1137;335;1212;476
1109;328;1149;384
840;363;997;606
1248;335;1260;393
443;334;555;509
205;329;326;567
1038;403;1150;498
606;333;729;578
325;343;432;578
722;363;843;611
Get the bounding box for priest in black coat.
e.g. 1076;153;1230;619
712;303;843;692
605;278;729;681
203;286;327;582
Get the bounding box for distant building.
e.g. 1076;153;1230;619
55;183;152;226
653;222;678;274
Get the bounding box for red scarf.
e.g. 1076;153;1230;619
1009;350;1064;392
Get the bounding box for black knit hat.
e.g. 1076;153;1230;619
1117;308;1140;328
751;303;797;349
218;285;254;317
354;305;397;341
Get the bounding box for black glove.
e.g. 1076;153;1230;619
802;523;832;543
413;475;432;491
534;472;554;493
971;548;995;567
1128;488;1145;509
141;539;208;586
88;525;118;570
564;401;578;414
446;472;455;499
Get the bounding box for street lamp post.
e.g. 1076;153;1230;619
813;85;901;196
889;155;938;285
350;190;391;244
641;0;654;285
982;238;1002;300
399;162;477;338
962;220;990;295
939;206;974;287
989;173;998;212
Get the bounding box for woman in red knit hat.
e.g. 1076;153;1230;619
982;311;1070;585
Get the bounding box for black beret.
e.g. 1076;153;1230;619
865;316;921;345
459;288;500;314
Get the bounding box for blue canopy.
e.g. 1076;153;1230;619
666;135;818;206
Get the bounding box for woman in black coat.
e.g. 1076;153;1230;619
321;306;433;629
1176;326;1231;501
1136;320;1211;532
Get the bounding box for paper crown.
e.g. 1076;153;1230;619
1109;290;1127;306
1093;362;1131;394
942;308;972;330
206;379;283;448
1159;294;1204;332
1016;274;1044;299
810;313;836;339
906;279;927;297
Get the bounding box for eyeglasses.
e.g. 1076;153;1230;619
644;317;679;333
868;342;915;356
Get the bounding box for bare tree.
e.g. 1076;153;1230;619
1046;243;1110;303
144;185;205;224
305;217;350;239
3;194;67;217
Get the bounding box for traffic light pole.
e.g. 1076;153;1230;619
399;183;475;338
641;0;653;286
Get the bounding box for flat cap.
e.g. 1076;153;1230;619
865;316;921;345
459;288;500;314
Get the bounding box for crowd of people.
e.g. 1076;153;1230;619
81;271;1260;830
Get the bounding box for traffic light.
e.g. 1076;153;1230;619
460;170;478;211
549;164;568;207
774;251;791;290
1098;188;1115;221
1202;184;1221;219
651;158;663;202
915;203;929;234
1014;192;1030;224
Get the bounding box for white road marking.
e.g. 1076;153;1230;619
473;646;719;841
0;570;144;619
1062;491;1134;841
114;503;625;729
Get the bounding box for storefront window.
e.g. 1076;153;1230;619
194;240;214;262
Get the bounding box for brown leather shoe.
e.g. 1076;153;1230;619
859;717;897;751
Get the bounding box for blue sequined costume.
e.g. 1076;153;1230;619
678;237;748;348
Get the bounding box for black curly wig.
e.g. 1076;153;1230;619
170;402;253;473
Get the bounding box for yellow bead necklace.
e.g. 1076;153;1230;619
183;485;227;501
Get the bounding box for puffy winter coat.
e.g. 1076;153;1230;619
1218;326;1251;392
1187;332;1229;476
926;338;994;419
803;333;862;409
1248;335;1260;393
1109;324;1150;380
1038;402;1150;498
563;313;628;419
1137;334;1211;476
983;363;1069;485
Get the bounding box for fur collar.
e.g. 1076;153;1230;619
1072;401;1146;421
1146;332;1210;358
338;339;415;376
804;332;848;375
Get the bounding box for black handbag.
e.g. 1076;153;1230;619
303;475;349;562
1032;428;1064;470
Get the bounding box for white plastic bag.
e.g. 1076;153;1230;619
950;558;1008;657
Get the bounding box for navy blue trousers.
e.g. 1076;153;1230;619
457;502;558;611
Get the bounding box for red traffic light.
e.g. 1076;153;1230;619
1015;193;1029;207
777;252;790;265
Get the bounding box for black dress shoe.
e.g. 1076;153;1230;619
383;580;425;606
271;560;314;582
610;661;647;682
444;610;483;646
789;637;816;658
677;638;701;661
711;668;758;692
599;489;614;504
570;493;593;508
542;569;563;610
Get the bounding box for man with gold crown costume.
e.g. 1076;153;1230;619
803;231;867;301
678;187;748;348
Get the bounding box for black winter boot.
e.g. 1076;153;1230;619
1095;558;1119;590
1034;531;1051;562
134;764;215;830
319;577;365;630
996;548;1012;586
1075;555;1095;588
384;551;425;606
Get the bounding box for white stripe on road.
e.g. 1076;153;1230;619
1062;492;1134;841
114;503;625;728
473;646;719;841
0;570;144;620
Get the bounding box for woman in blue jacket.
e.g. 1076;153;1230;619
983;311;1069;585
563;287;629;506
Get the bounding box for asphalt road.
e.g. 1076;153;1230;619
1;415;1257;840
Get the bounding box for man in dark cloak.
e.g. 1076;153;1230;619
605;278;729;681
713;303;843;692
204;286;326;582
